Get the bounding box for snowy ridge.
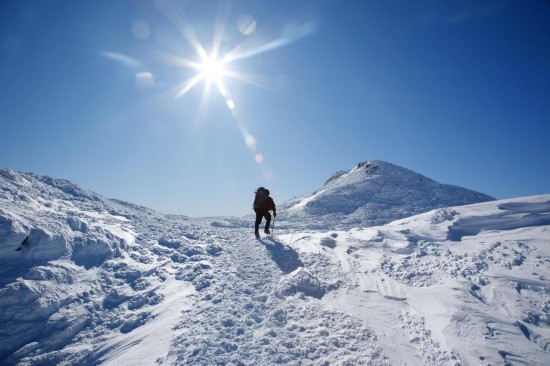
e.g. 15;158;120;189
1;168;549;365
279;161;495;230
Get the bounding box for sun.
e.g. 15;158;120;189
199;55;225;82
142;3;316;167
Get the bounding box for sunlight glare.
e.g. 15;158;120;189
199;55;225;81
151;1;317;173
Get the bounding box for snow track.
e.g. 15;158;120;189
162;229;388;365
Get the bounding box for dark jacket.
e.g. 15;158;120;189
254;193;276;215
266;196;276;215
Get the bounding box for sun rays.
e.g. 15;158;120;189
103;0;316;169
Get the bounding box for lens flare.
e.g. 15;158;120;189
255;154;264;164
135;71;154;89
244;133;256;149
132;21;151;40
237;15;257;36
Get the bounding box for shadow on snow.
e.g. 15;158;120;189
259;237;303;274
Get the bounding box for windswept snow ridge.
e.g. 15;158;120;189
1;167;549;365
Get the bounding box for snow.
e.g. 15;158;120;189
1;165;549;365
99;277;195;365
278;161;496;230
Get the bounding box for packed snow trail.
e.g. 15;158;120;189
159;227;389;365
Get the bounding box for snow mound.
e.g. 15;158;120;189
276;268;326;299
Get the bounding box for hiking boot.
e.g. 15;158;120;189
264;228;270;234
255;231;260;238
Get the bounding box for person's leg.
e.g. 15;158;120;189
264;212;272;233
254;210;262;236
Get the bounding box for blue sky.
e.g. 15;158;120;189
1;0;549;217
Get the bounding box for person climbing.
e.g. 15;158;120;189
253;187;276;238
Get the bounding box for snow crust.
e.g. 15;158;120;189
1;167;549;365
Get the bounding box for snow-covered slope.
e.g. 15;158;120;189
278;195;550;365
278;161;495;230
1;168;549;365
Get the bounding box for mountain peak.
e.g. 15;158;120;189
281;160;495;229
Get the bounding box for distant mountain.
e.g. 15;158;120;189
278;160;495;229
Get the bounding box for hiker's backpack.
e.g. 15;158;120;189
253;187;267;210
